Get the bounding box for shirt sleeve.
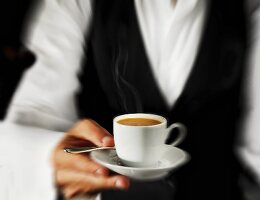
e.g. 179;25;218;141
5;0;92;131
239;0;260;185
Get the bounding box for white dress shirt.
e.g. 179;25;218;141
135;0;207;107
3;0;260;199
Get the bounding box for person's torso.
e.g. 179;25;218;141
77;0;248;199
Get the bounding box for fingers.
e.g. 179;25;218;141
57;170;130;198
69;119;114;147
53;150;109;176
52;119;127;198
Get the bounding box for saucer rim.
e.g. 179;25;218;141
90;145;190;171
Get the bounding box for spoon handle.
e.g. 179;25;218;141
64;146;115;154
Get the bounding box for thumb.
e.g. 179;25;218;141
69;119;114;147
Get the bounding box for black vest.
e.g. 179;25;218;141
77;0;248;199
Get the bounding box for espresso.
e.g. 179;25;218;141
117;118;161;126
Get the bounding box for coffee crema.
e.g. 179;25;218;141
117;118;161;126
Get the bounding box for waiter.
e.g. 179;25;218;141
5;0;260;199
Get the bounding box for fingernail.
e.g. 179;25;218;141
95;168;104;175
102;136;113;146
95;168;109;176
115;179;126;189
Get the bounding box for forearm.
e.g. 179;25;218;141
238;0;260;186
5;0;92;131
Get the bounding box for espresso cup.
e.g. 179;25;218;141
113;113;186;167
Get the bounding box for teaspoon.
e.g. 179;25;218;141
64;146;115;154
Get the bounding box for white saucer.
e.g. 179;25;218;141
90;145;189;181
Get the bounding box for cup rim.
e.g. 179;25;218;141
113;113;167;127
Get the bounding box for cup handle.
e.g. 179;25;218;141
166;123;187;146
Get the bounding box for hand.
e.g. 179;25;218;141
51;119;130;198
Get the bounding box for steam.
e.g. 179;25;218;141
113;43;143;113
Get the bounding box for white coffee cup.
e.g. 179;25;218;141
113;113;186;167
